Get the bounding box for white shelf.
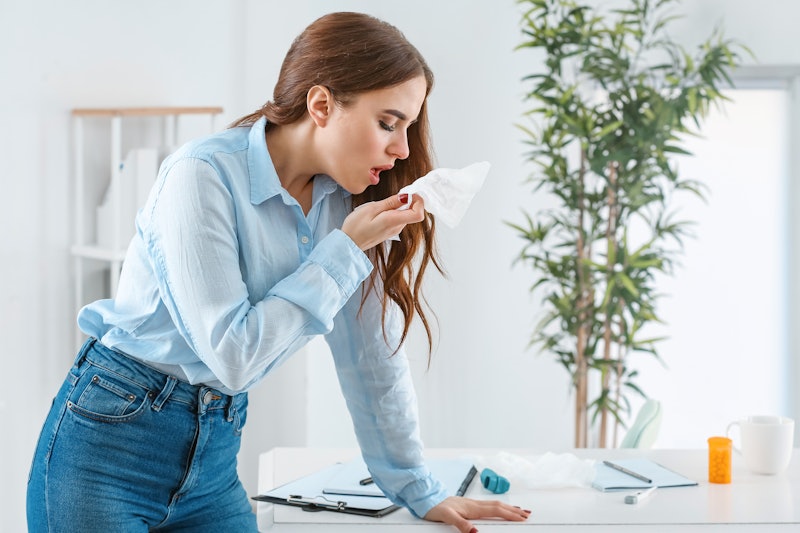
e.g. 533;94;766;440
70;244;128;262
72;106;223;346
72;106;223;117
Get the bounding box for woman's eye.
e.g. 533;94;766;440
379;120;396;132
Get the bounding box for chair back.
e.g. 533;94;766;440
620;399;662;449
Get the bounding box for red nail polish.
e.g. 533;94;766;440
398;193;409;203
469;528;478;533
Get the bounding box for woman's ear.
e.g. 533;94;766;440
307;85;333;127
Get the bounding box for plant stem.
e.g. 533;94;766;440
613;318;626;447
599;161;619;448
575;148;590;448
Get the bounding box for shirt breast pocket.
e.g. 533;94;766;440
67;370;149;423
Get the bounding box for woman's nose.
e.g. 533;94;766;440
388;132;410;160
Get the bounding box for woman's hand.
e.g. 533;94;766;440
424;496;531;533
342;193;424;251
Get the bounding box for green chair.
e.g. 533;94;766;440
620;399;662;449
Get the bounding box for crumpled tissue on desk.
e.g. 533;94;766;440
470;451;596;490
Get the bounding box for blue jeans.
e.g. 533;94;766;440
27;338;258;532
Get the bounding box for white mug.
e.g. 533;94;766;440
726;415;795;475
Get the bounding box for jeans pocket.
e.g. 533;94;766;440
67;368;149;423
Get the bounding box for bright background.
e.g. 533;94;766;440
2;1;800;531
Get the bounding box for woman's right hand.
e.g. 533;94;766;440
342;193;425;251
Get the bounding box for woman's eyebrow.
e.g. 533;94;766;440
383;108;418;124
383;109;408;121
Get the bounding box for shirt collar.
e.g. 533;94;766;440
248;116;282;205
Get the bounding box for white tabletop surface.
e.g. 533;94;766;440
256;447;800;532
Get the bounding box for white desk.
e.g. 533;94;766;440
256;447;800;532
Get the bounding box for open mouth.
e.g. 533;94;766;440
370;165;393;185
369;168;381;185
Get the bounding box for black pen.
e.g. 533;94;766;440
359;476;374;486
602;461;652;484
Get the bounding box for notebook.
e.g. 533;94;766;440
592;458;698;492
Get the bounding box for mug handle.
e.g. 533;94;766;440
726;421;742;454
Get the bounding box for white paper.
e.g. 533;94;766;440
323;457;476;498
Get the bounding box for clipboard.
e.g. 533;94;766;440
252;457;477;517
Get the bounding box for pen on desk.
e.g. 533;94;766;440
624;485;657;504
602;460;652;484
359;476;374;486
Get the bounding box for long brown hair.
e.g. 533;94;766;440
231;12;443;360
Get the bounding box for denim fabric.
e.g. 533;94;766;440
27;339;257;532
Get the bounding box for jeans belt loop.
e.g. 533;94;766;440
151;375;178;412
73;337;97;368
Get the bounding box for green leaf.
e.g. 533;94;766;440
662;144;693;155
595;120;624;140
616;273;640;297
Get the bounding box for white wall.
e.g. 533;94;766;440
3;1;800;532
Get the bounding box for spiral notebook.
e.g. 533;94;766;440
253;457;477;517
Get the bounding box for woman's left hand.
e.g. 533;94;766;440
424;496;531;533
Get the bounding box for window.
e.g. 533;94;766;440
636;84;792;446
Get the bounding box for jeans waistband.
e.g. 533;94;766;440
75;338;240;411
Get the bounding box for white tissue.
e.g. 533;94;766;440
397;161;490;228
472;451;596;490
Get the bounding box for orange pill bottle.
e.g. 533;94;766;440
708;436;732;484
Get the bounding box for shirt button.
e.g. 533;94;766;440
300;236;310;244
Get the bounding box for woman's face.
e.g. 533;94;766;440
321;75;427;194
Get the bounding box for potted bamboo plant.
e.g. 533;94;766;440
510;0;749;447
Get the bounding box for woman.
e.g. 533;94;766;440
27;12;530;533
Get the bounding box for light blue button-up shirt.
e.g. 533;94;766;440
77;117;447;517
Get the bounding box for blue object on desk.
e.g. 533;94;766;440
480;468;510;494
